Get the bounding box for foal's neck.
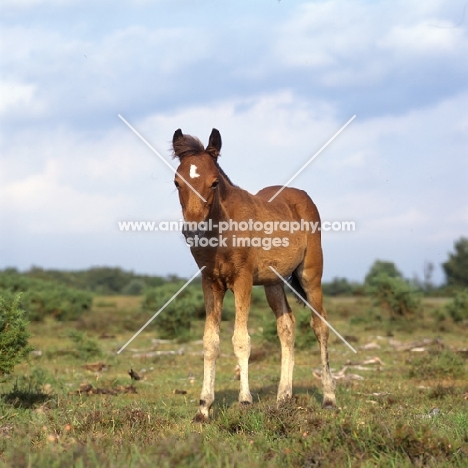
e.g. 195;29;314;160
213;170;253;222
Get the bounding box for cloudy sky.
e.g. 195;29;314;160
1;0;467;284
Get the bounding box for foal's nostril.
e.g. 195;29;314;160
182;228;206;240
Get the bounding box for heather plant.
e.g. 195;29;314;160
0;295;32;375
68;330;103;360
445;289;468;323
367;274;422;318
142;283;205;341
0;272;92;321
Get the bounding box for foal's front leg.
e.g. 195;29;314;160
194;278;225;422
232;275;253;405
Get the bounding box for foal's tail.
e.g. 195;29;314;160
287;272;307;306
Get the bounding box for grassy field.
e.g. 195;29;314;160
1;294;467;467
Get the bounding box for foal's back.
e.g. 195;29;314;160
254;185;321;226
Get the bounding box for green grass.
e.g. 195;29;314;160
0;296;467;467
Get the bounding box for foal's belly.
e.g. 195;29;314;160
252;237;306;285
190;231;308;286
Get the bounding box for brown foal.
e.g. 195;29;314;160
172;128;335;422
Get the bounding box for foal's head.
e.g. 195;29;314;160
172;128;222;224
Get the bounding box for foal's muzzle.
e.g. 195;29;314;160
182;227;206;241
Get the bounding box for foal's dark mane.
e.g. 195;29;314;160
172;135;205;159
216;165;235;187
172;134;235;186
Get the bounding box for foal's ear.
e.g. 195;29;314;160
206;128;222;159
172;129;184;159
173;129;183;146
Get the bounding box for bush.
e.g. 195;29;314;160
23;287;92;321
122;279;146;296
0;295;32;375
367;274;421;318
83;267;140;294
0;272;93;321
442;237;468;288
323;277;360;296
68;330;103;360
445;290;468;323
142;283;205;342
365;260;403;286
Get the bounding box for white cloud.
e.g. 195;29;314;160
0;125;180;234
273;0;468;89
379;22;466;56
0;23;212;121
1;158;131;234
274;1;374;69
97;25;211;75
0;81;46;117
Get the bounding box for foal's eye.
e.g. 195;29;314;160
174;180;180;189
211;180;219;189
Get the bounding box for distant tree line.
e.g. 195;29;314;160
0;236;467;302
1;266;171;296
323;236;468;297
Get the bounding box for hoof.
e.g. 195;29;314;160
322;398;336;410
192;412;209;423
240;400;252;406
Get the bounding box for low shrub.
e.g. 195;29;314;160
68;330;103;360
0;272;93;321
367;274;421;318
323;277;361;296
445;290;468;323
142;283;205;341
122;279;146;296
0;295;32;375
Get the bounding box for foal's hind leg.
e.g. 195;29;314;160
264;284;295;401
310;299;336;408
296;266;336;409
